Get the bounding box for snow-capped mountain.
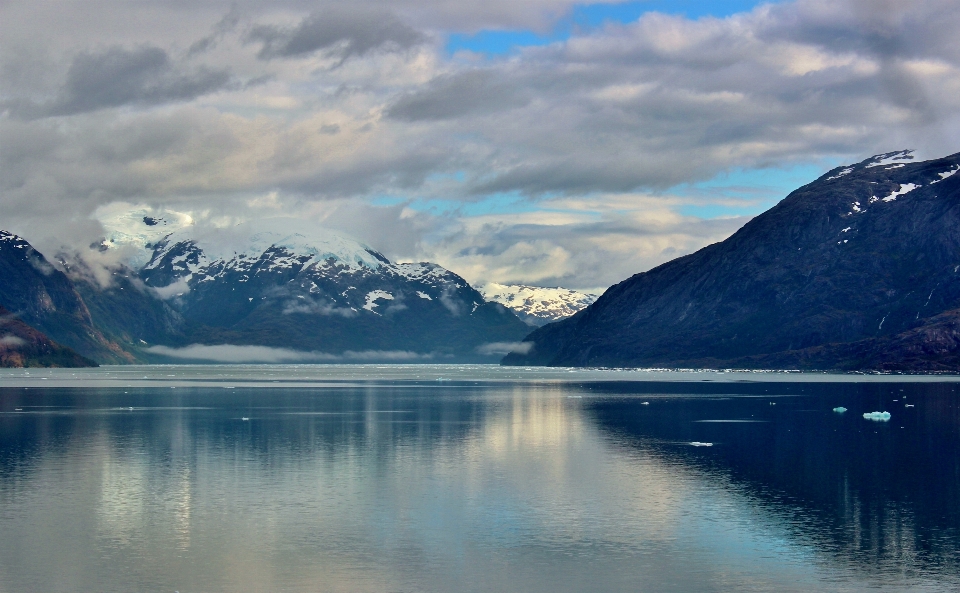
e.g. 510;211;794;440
480;283;598;325
109;218;532;360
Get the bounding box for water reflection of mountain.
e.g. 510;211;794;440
0;384;490;480
2;379;960;591
584;380;960;577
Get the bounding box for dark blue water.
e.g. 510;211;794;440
0;366;958;592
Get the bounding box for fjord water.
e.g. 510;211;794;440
0;366;958;592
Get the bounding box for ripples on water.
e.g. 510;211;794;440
0;365;958;592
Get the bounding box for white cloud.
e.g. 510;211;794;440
0;336;27;348
146;344;434;363
475;341;533;356
2;0;960;290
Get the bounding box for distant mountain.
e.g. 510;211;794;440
0;231;130;363
0;305;96;368
0;222;532;364
504;150;960;371
114;219;531;361
480;283;597;326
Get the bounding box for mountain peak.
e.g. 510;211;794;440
480;283;598;325
504;149;960;370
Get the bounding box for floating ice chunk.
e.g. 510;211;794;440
416;291;432;300
863;411;891;421
833;407;847;413
690;442;713;447
641;401;650;405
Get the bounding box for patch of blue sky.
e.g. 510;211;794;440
447;1;771;56
369;195;409;207
676;161;842;219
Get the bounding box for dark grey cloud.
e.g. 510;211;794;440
7;46;232;118
187;5;243;56
759;0;960;61
3;0;960;290
388;70;532;121
247;7;425;63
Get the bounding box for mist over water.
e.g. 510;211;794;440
0;366;958;592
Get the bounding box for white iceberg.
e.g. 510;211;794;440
863;411;891;421
833;407;847;413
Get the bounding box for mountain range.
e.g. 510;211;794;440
479;284;597;326
504;150;960;371
0;221;551;365
7;149;960;371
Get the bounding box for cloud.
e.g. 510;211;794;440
387;69;532;120
150;277;191;300
8;46;232;118
281;299;357;317
247;8;425;63
417;192;752;290
475;341;533;356
438;286;463;316
0;336;26;348
146;343;433;363
3;0;960;292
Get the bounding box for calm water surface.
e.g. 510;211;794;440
0;365;958;592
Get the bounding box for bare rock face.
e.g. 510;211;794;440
0;305;96;367
504;150;960;370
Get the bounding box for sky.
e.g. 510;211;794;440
2;0;959;293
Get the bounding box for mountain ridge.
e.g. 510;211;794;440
479;283;597;326
0;305;97;368
503;150;960;370
0;221;534;363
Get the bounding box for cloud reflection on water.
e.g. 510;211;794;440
0;374;956;592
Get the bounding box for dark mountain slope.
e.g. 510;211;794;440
58;258;186;350
0;305;97;367
133;222;532;360
0;231;131;363
504;150;960;369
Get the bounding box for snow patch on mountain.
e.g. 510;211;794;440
864;150;914;168
144;219;387;275
363;290;394;313
826;168;853;181
931;165;959;183
880;183;920;202
480;283;598;325
97;210;388;274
